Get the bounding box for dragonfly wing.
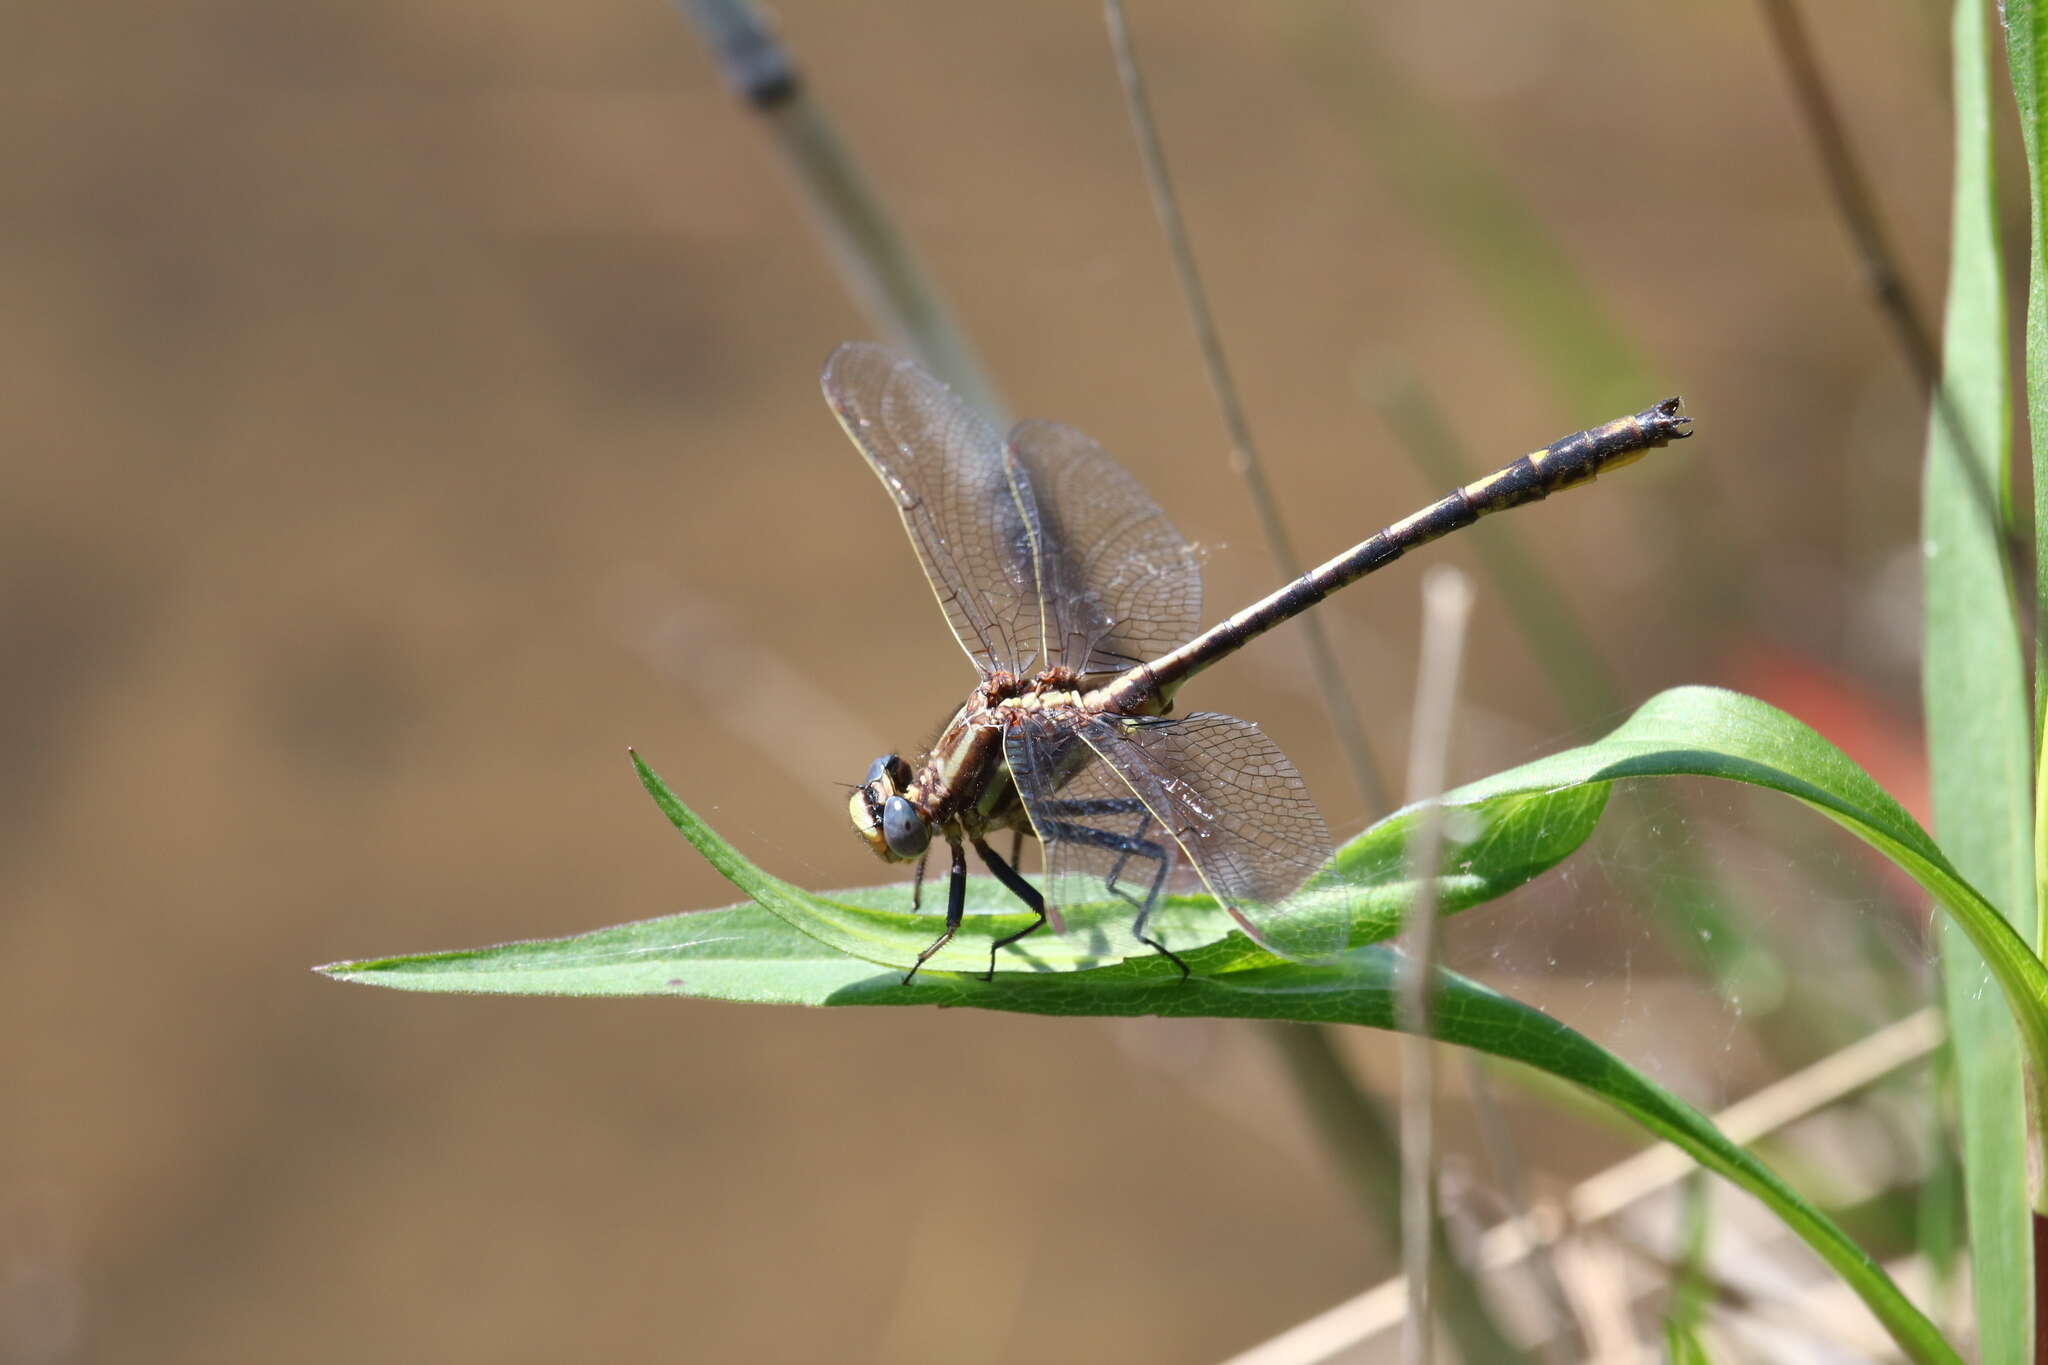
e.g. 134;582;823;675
1004;419;1202;677
822;343;1041;675
1074;711;1350;961
1001;710;1199;941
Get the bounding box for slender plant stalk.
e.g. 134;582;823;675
1283;0;1656;417
1460;1047;1586;1364
1292;0;1751;718
1260;1023;1538;1364
1101;0;1389;812
1756;0;2016;590
1366;371;1622;728
674;0;1002;417
1219;1009;1948;1364
1396;565;1475;1365
1102;7;1555;1360
1299;3;1806;1072
1367;369;1869;1063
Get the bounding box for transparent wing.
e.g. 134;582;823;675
822;342;1041;676
1002;711;1202;945
1005;419;1202;677
1075;711;1350;961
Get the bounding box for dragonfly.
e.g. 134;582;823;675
830;343;1690;981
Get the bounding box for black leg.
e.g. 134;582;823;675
973;836;1047;979
1041;819;1190;981
904;842;966;985
1123;846;1187;981
1036;796;1149;818
1008;827;1024;869
1101;810;1153;897
1037;796;1155;902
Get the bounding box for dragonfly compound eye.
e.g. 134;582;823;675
864;753;915;794
881;795;931;860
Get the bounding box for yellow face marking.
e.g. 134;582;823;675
849;785;897;860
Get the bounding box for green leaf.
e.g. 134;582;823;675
1469;688;2048;1085
1929;0;2035;1356
613;745;1610;979
323;903;1957;1363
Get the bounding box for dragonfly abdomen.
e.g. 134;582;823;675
1110;397;1690;704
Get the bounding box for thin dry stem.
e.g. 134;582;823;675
1102;0;1388;811
1397;565;1476;1365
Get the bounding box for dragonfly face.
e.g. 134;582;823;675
849;753;928;862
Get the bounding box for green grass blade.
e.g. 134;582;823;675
1928;0;2035;1354
2009;0;2048;709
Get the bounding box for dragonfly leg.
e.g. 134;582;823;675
1100;810;1154;899
1037;796;1149;818
1009;827;1024;869
1041;819;1190;981
972;837;1047;980
1038;796;1156;899
1124;849;1187;981
904;841;967;985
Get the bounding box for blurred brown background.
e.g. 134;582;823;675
3;2;1960;1361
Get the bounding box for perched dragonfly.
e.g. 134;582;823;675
830;343;1689;981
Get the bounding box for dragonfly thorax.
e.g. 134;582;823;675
849;667;1093;865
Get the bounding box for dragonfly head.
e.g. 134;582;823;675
849;753;931;862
